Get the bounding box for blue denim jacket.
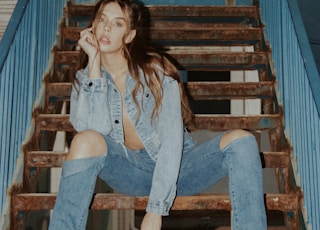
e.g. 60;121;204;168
70;65;196;215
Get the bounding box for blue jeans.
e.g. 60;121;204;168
49;133;267;229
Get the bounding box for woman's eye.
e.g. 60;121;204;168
112;20;124;27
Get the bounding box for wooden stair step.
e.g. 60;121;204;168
187;82;274;100
61;27;262;48
145;6;259;20
35;114;281;132
54;50;268;71
26;151;289;168
47;82;72;98
46;82;274;100
190;114;281;131
11;193;299;212
150;28;262;43
148;21;253;29
167;51;267;70
66;4;259;21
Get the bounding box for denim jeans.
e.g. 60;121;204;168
49;133;267;230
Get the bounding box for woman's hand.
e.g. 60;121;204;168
140;212;162;230
78;27;101;78
78;27;99;59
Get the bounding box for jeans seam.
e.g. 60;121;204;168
181;150;221;169
109;154;154;173
78;157;105;229
227;150;240;229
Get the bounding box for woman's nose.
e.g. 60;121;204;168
104;21;111;32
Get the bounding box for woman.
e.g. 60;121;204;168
49;0;267;229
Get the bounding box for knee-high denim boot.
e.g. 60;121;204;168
49;155;106;230
223;135;267;230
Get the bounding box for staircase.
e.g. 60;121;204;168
10;2;302;229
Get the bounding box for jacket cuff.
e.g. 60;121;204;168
146;200;172;216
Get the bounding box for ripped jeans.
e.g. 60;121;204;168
49;133;267;230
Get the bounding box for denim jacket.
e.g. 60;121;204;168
70;65;195;215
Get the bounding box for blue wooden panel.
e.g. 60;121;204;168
0;0;67;221
260;0;320;228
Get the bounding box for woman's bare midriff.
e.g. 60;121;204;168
122;107;145;150
111;70;144;150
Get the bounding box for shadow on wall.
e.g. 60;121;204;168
297;0;320;72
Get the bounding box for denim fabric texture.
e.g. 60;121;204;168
70;66;187;215
49;66;267;229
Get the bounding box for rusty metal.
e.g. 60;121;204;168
262;152;289;168
150;28;262;41
11;193;299;212
61;27;262;49
34;113;281;133
36;114;74;132
262;98;275;114
52;51;79;82
189;114;281;131
67;3;259;20
187;82;274;100
55;49;268;71
67;1;94;18
168;51;267;70
46;82;72;98
26;151;67;168
141;6;258;20
61;27;81;43
25;151;288;169
54;51;79;66
150;21;252;29
45;81;274;101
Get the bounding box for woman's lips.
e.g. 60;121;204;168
99;35;111;45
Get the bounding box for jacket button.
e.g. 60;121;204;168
88;82;93;87
114;120;119;124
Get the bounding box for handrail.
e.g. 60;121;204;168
260;0;320;229
0;0;67;228
287;0;320;116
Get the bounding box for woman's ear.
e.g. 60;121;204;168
125;29;136;44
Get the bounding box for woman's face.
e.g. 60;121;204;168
93;2;135;55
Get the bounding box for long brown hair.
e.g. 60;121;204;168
74;0;192;125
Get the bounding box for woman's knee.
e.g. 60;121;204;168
67;130;107;160
219;129;254;150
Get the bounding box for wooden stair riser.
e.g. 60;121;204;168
25;151;289;169
12;193;299;213
34;113;281;133
65;4;260;27
53;49;269;72
46;82;275;100
61;27;263;51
